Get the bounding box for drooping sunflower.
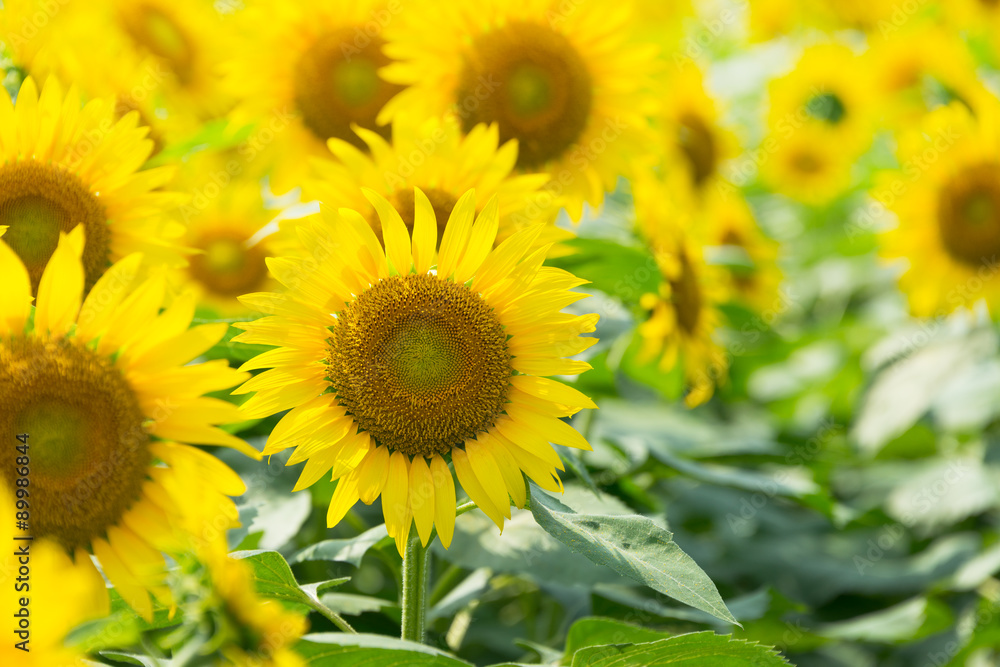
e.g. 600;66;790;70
768;43;877;155
0;485;109;666
656;62;739;199
172;154;279;315
880;101;1000;316
224;0;408;195
379;0;657;222
0;76;186;294
307;114;568;250
867;23;983;126
760;124;855;206
197;545;309;667
0;228;258;620
634;177;729;407
233;188;598;553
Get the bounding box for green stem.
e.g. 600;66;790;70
400;533;430;642
455;501;477;517
308;598;358;634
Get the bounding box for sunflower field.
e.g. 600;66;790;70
5;0;1000;665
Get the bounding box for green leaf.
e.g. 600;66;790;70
296;633;472;666
529;484;738;625
548;238;660;306
320;592;394;616
563;617;672;664
231;549;348;610
569;631;790;666
67;590;180;653
293;524;391;567
97;650;176;667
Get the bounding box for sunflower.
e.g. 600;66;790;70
867;23;983;126
0;228;258;620
57;0;234;119
760;124;855;205
634;177;729;407
702;189;782;313
879;101;1000;316
224;0;408;195
199;545;309;667
307;114;568;250
173;154;279;315
768;43;876;156
656;62;739;199
0;485;109;666
0;76;186;295
233;188;598;553
942;0;1000;35
379;0;656;222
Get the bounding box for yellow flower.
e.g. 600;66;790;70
760;124;855;205
768;43;876;156
201;546;309;667
0;485;108;666
308;114;568;250
634;177;729;407
58;0;234;119
173;154;279;315
942;0;1000;35
233;188;598;553
879;100;1000;316
224;0;407;195
656;62;739;199
868;23;983;126
0;228;258;621
0;77;186;294
379;0;657;221
702;188;783;313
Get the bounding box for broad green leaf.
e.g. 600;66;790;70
296;633;472;666
529;484;738;625
548;237;660;305
67;590;179;653
293;524;391;567
97;650;176;667
320;592;394;616
562;617;671;663
570;631;790;666
231;550;348;610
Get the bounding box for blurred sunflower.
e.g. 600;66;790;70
173;155;279;315
0;229;258;620
0;77;185;294
59;0;233;118
200;547;309;667
880;101;1000;316
768;43;876;155
379;0;656;221
234;188;597;553
942;0;1000;35
702;190;782;313
868;24;982;125
656;62;739;198
225;0;407;194
308;114;567;250
635;177;729;407
761;124;854;205
0;486;109;666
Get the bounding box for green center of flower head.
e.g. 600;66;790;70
938;162;1000;266
326;273;512;457
457;21;593;170
122;5;195;84
0;160;110;294
293;27;404;150
806;92;847;124
0;338;150;551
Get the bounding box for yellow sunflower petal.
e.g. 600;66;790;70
34;226;85;337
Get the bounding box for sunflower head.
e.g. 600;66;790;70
0;227;256;621
0;76;186;296
235;187;598;553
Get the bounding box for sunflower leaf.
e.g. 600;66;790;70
231;549;348;610
528;483;739;625
295;633;472;665
568;631;790;666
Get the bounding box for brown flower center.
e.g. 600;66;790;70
937;162;1000;266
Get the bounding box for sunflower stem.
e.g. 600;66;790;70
400;533;430;643
308;598;358;634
